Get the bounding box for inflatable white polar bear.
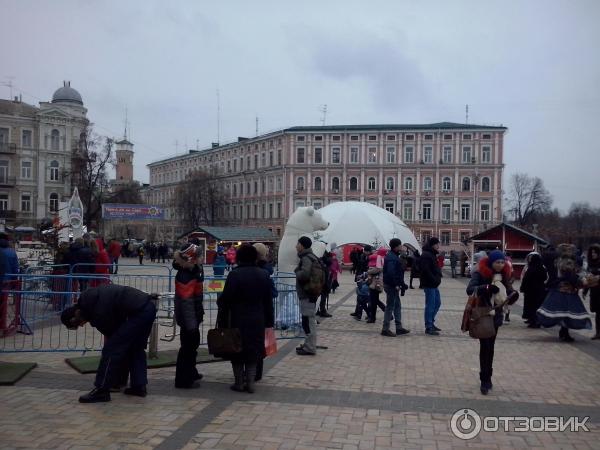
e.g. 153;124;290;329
277;206;329;276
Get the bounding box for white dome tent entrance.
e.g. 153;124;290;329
316;202;421;251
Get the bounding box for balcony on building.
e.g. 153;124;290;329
0;143;17;154
0;176;16;187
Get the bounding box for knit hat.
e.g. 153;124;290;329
60;305;78;329
389;238;402;250
298;236;312;249
488;250;506;265
428;237;440;246
180;243;198;259
253;243;269;261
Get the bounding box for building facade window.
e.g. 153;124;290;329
350;147;359;163
385;202;394;214
462;146;472;163
331;177;340;191
296;176;305;191
385;177;394;191
276;177;282;192
403;202;413;221
404;146;414;163
462;177;471;191
443;146;452;163
460;231;470;242
367;177;376;191
0;193;8;211
21;160;32;179
422;203;432;221
349;177;358;191
22;130;32;147
404;176;413;191
314;147;323;164
48;160;59;181
296;148;305;163
442;177;451;192
423;177;432;191
331;147;341;164
0;160;9;183
368;147;377;163
314;176;322;191
423;146;433;163
480;204;490;222
482;146;491;163
51;129;60;150
441;203;451;221
441;231;451;245
313;201;322;210
21;193;31;212
461;204;471;221
481;176;491;192
49;193;59;212
386;146;396;163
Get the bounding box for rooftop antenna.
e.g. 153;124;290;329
123;106;129;139
216;88;221;145
175;139;179;154
196;139;199;151
2;76;15;99
320;104;328;126
465;104;469;124
255;116;259;137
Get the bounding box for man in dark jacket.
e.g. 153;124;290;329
66;238;95;291
420;237;443;335
0;233;19;282
381;238;409;337
294;236;320;355
60;284;157;403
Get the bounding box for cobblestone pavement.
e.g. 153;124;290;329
1;265;599;449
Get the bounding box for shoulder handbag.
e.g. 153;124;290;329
207;310;242;355
461;294;496;339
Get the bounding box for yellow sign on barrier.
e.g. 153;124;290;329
206;279;225;293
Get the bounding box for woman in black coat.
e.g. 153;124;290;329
217;244;274;393
466;250;517;395
520;253;548;328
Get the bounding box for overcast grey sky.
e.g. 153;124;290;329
2;0;599;212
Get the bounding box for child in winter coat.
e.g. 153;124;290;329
173;243;205;388
353;273;371;321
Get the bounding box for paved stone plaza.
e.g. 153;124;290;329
1;261;599;449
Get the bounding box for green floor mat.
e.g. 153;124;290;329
65;348;222;374
0;362;37;385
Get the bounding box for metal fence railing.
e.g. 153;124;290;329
0;268;301;353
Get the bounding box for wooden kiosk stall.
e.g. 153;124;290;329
467;223;548;279
181;226;276;264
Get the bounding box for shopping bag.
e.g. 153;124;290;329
264;327;278;357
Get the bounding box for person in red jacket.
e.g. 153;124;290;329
107;238;122;274
90;239;110;287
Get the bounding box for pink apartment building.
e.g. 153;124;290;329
146;122;507;249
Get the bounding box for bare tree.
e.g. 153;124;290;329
507;173;553;227
69;125;114;228
107;182;143;204
173;169;227;230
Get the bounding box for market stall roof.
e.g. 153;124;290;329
182;226;276;242
467;222;549;246
317;202;421;251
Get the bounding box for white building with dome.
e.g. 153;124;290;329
0;81;89;228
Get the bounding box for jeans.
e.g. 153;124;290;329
368;289;386;320
424;288;441;329
382;286;402;331
95;302;156;390
175;328;201;387
300;298;317;353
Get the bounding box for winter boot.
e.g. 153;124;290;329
231;363;245;392
245;364;257;394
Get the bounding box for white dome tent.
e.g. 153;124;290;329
316;202;421;251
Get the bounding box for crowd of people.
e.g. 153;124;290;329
52;230;598;403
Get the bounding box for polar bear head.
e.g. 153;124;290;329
287;206;329;234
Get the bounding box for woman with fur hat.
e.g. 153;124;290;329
584;244;600;339
537;244;595;342
173;242;205;388
467;250;517;395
